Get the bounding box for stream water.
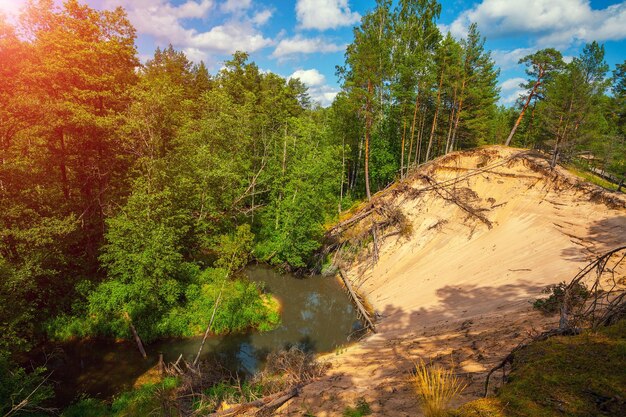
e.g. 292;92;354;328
47;265;359;406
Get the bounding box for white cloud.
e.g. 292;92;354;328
500;77;526;91
289;68;326;87
190;24;272;54
449;0;626;47
295;0;361;31
272;35;345;58
288;68;338;107
220;0;251;13
183;47;209;63
103;0;272;62
492;48;535;70
252;9;272;26
499;77;527;105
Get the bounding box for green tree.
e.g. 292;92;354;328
447;23;499;152
339;0;393;200
505;48;564;146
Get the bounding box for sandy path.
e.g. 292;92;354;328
275;147;626;416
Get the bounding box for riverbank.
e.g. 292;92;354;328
40;265;358;410
274;146;626;416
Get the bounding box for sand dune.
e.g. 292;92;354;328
276;146;626;416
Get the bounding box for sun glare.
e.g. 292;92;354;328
0;0;26;16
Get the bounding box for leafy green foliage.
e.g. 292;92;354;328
532;282;590;315
62;377;179;417
0;353;53;416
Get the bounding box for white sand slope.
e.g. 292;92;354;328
276;146;626;416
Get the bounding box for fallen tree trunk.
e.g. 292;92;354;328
338;270;376;333
207;386;300;417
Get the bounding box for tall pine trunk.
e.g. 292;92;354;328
445;84;458;154
425;62;446;162
415;111;426;165
505;67;544;146
400;119;407;178
364;79;373;201
407;93;420;175
450;76;467;153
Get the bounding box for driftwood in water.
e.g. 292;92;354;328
159;353;165;376
124;312;147;359
338;270;376;333
207;386;300;417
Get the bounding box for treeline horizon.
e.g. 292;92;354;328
0;0;624;414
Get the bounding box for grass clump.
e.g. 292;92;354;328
413;360;467;417
342;397;372;417
450;398;505;417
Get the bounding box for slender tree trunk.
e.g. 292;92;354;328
415;111;426;165
364;79;373;201
194;287;223;366
552;96;575;168
551;111;566;168
425;63;446;162
339;135;345;213
450;76;466;153
400;119;407;178
524;99;538;147
352;133;363;190
445;84;458;154
57;127;70;200
407;93;419;175
505;67;544;146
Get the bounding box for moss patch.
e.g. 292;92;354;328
455;320;626;417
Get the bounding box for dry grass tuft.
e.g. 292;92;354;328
412;360;467;417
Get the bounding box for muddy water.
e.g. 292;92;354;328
49;265;359;405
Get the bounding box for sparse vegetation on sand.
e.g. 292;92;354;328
455;319;626;417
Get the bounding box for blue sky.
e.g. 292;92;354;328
2;0;625;106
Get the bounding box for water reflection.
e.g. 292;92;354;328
50;265;359;404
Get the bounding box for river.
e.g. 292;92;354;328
47;265;359;406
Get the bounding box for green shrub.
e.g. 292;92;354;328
532;281;589;315
342;397;372;417
62;377;179;417
47;268;280;342
0;353;53;416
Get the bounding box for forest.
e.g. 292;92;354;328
1;0;624;415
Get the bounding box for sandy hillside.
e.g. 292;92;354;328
275;146;626;416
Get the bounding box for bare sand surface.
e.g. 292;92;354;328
274;146;626;416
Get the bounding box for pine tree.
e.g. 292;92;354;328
505;48;564;146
